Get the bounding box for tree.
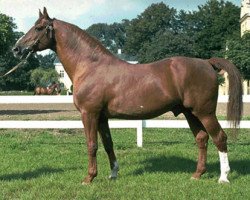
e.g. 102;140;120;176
86;20;128;54
187;0;240;58
0;13;19;90
30;67;59;87
226;33;250;79
138;30;196;63
36;53;56;69
0;13;17;55
124;2;177;57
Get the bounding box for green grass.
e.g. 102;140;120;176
0;91;34;95
0;128;249;200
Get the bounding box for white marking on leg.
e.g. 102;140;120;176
218;151;230;183
109;161;119;179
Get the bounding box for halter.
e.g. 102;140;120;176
1;20;54;77
29;20;54;52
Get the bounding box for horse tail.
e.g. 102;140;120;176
208;57;243;132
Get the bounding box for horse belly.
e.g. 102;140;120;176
107;90;178;119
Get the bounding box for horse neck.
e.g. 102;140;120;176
53;20;116;82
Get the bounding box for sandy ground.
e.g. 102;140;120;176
0;103;249;120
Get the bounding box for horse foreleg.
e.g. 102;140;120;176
98;114;119;179
199;114;230;183
184;110;209;179
81;112;99;184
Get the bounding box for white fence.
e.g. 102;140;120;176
0;95;250;147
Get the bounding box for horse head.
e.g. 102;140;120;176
55;83;61;95
12;7;55;59
50;83;61;95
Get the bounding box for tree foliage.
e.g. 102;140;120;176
124;2;177;57
189;0;240;58
30;67;59;87
226;33;250;79
36;53;56;69
0;13;17;55
123;0;240;62
86;20;128;54
138;30;195;63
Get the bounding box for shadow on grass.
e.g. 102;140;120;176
145;141;184;146
0;166;64;181
133;156;250;176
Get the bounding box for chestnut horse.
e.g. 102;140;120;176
34;83;61;95
12;8;243;184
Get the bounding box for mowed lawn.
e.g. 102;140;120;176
0;128;249;200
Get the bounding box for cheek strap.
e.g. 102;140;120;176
46;25;54;39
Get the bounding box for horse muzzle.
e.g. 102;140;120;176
12;45;33;59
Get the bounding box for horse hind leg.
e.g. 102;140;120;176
183;110;209;179
98;114;119;179
198;114;230;183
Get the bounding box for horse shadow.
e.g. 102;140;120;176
0;166;64;181
132;155;250;177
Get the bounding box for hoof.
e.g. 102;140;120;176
109;175;117;180
218;178;230;184
191;172;202;180
81;176;94;185
81;181;90;186
190;176;199;181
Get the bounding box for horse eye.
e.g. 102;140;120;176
35;26;43;32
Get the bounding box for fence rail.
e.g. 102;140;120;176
0;95;249;147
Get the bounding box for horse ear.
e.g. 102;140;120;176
43;7;51;19
39;9;43;18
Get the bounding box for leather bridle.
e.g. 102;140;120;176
29;20;54;53
1;20;54;77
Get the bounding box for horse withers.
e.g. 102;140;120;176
12;8;243;184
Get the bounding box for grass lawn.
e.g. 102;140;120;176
0;128;249;200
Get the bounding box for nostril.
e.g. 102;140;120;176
12;46;20;53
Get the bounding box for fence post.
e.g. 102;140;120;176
137;120;143;147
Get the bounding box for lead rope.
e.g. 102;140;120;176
0;51;33;77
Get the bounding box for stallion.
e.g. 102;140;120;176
34;82;61;95
12;8;243;184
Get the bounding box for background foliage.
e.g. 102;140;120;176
30;67;59;87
